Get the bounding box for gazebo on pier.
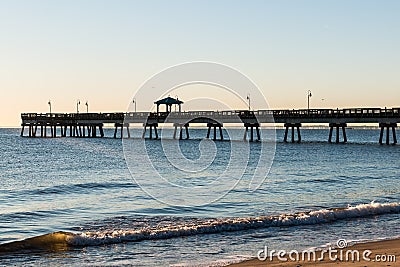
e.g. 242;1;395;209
154;96;183;113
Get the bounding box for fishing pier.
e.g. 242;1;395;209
21;97;400;144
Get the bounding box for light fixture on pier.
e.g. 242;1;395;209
247;94;251;111
133;98;137;112
48;100;52;114
175;95;179;112
77;100;81;113
307;90;312;111
85;101;89;113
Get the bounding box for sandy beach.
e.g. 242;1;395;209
230;238;399;266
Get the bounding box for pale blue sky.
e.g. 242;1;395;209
1;0;399;125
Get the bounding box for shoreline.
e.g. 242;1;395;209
229;238;400;266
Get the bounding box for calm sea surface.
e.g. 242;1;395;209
0;128;399;266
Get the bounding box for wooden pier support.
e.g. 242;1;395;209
243;123;261;142
20;124;40;137
78;125;82;137
68;123;103;138
74;125;79;137
20;125;25;137
206;123;223;141
61;125;67;137
328;123;347;143
142;123;159;139
284;123;301;143
125;125;130;138
33;125;38;137
173;123;189;140
20;123;104;138
379;123;397;145
114;124;121;138
99;125;104;137
113;123;131;139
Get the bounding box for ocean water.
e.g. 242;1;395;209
0;127;399;266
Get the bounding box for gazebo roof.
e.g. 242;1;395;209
154;96;183;105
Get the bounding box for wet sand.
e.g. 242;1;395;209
230;238;399;266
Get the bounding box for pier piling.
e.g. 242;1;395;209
173;123;189;140
142;123;159;139
243;123;261;142
114;123;130;139
207;123;223;141
284;123;301;143
328;123;347;143
379;123;397;145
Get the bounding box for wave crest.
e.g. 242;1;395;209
1;202;398;253
69;202;400;246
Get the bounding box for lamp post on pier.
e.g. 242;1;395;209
85;101;89;113
247;94;251;111
48;100;52;114
307;90;312;113
175;95;180;112
76;100;81;113
133;98;137;112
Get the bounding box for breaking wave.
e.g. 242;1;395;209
1;201;399;253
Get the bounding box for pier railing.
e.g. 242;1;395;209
22;107;400;124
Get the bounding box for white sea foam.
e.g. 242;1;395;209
67;202;400;246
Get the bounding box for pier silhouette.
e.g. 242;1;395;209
20;98;399;145
21;108;400;144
